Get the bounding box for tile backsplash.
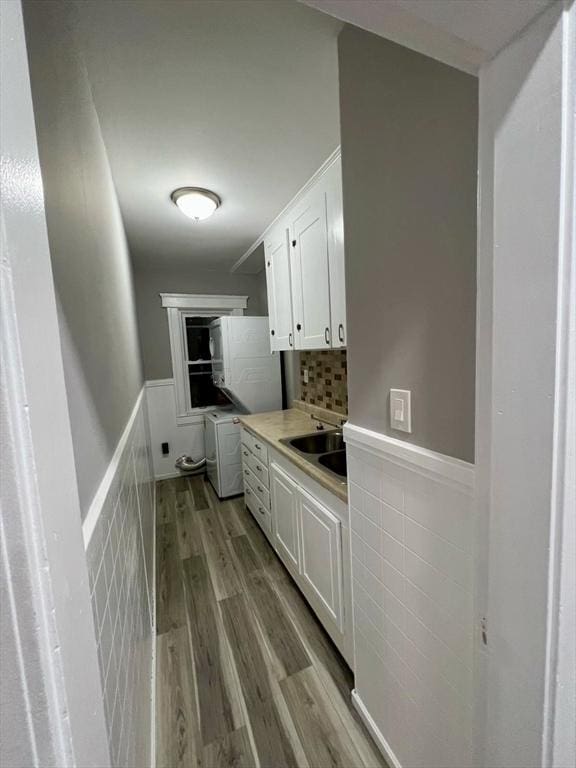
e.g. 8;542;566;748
300;350;348;414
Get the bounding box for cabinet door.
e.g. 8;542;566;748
289;187;332;350
264;224;294;352
324;157;347;348
299;488;343;631
270;463;300;571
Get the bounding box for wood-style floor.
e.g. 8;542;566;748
155;475;387;768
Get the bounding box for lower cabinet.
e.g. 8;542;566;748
298;488;343;632
268;453;352;666
270;464;300;571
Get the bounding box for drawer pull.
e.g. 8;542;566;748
258;507;265;515
244;469;250;476
242;450;249;457
256;465;262;472
257;486;264;493
255;443;261;450
246;487;251;494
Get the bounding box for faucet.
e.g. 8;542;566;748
310;413;346;431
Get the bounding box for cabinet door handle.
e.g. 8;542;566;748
325;327;330;345
270;329;275;336
292;239;297;247
289;332;293;347
338;323;344;343
296;323;302;331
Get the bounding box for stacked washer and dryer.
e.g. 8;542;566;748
204;316;281;498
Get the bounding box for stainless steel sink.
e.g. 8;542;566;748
318;450;347;478
288;430;344;454
280;429;347;483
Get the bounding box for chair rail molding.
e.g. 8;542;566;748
343;421;475;490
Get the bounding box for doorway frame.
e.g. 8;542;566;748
1;1;574;766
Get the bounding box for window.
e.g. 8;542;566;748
161;293;248;424
183;316;228;409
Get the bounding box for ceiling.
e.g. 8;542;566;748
75;0;342;273
301;0;554;74
75;0;553;275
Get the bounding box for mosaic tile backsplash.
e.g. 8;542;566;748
300;350;348;414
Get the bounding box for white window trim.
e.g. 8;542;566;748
162;294;248;424
160;293;248;310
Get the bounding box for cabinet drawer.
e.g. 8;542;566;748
243;465;271;509
249;436;268;464
242;429;269;464
246;452;269;488
244;482;271;535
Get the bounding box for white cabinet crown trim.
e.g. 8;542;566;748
231;147;341;274
343;421;475;491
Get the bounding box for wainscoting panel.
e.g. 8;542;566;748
84;391;155;767
344;422;475;768
146;379;205;480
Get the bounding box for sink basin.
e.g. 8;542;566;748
318;450;347;478
280;429;347;483
288;430;344;454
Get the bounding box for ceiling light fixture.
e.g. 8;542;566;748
171;187;221;221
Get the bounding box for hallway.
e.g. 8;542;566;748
155;476;385;768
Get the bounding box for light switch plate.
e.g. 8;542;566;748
390;389;412;433
303;368;309;384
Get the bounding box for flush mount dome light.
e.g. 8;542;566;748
171;187;221;221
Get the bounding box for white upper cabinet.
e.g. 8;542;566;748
264;222;294;351
260;150;346;351
324;156;346;348
290;185;332;349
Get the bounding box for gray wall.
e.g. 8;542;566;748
134;263;268;380
338;26;477;462
24;1;143;517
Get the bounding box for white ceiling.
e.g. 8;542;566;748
301;0;554;74
75;0;553;274
75;0;342;272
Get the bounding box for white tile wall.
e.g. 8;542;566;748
346;431;475;768
85;395;155;767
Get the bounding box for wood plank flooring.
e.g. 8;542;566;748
156;476;387;768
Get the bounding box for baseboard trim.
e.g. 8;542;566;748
343;422;474;490
82;387;145;548
351;689;402;768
